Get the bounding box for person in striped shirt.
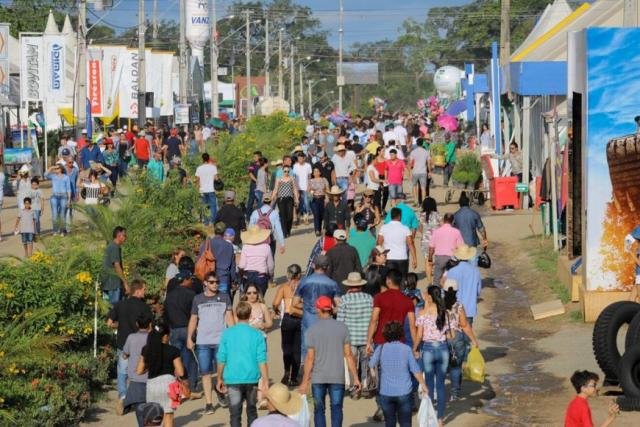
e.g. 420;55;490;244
337;272;373;399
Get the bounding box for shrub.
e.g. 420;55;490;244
452;151;482;186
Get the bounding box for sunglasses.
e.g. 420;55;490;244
283;169;290;173
207;280;218;284
246;291;257;295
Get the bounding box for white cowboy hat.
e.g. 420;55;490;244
454;244;477;261
241;225;271;245
325;185;345;196
265;383;301;416
18;164;31;175
342;272;367;287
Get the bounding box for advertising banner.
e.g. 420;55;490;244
0;24;9;59
0;59;8;95
119;49;139;118
158;53;175;116
583;28;640;291
87;49;103;116
175;104;189;124
100;45;125;119
20;34;44;102
43;35;66;100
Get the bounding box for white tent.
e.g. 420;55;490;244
511;0;573;60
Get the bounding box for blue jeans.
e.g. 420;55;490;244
118;159;129;176
170;327;198;390
421;341;449;420
379;393;413;427
311;196;325;233
104;288;122;305
449;332;470;396
246;182;257;218
50;194;67;233
201;192;217;225
254;190;264;208
336;177;349;204
311;383;345;427
228;383;258;427
298;190;311;216
196;344;219;375
116;349;128;399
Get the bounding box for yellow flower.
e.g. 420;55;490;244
75;271;93;284
0;283;6;291
67;329;75;335
83;327;93;335
0;351;4;358
44;325;51;332
5;292;14;299
0;397;4;404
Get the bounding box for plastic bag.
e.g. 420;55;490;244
289;394;310;427
417;396;438;427
463;346;485;383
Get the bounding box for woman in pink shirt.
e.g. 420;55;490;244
385;149;406;206
428;213;464;287
239;226;274;297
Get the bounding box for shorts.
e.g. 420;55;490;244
196;344;219;375
388;184;403;199
21;233;34;244
411;173;427;188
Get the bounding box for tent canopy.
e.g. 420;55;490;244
511;0;573;60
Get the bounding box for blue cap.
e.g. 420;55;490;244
224;228;236;237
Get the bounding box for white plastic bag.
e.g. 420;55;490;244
289;394;310;427
417;395;438;427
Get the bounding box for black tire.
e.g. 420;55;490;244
626;311;640;349
616;395;640;411
592;301;640;381
619;344;640;398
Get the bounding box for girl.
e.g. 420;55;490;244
81;170;108;205
373;147;389;212
419;197;442;281
271;166;299;238
103;139;120;188
354;188;381;232
165;248;186;288
308;166;330;237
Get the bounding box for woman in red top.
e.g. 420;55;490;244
373;147;389;212
134;131;151;168
564;370;618;427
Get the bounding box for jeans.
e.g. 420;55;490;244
50;194;68;233
246;182;257;218
228;383;258;427
65;204;73;233
107;164;119;187
104;288;122;305
170;327;198;390
432;255;451;287
336;177;349;204
119;159;129;176
33;210;41;234
195;344;219;375
281;314;302;383
386;259;409;277
379;393;413;427
137;159;149;168
298;190;311;216
201;192;218;225
311;383;345;427
311;196;326;234
116;349;128;399
243;271;269;297
388;184;403;200
443;163;454;186
254;190;264;208
350;345;369;386
421;341;449;419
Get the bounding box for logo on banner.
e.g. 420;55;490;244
88;59;103;115
25;42;41;100
50;43;63;90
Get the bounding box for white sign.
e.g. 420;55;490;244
175;104;190;124
100;45;125;119
0;24;9;59
43;35;66;99
119;49;139;118
20;35;44;102
217;67;228;76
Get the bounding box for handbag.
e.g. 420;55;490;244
194;238;216;280
214;178;224;191
445;312;461;368
478;250;491;269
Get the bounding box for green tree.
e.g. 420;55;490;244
0;0;73;36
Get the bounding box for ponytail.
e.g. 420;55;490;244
427;285;447;331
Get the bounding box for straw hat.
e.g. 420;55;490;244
342;272;367;287
18;164;31;175
325;185;345;195
241;225;271;245
363;188;375;196
265;383;302;416
453;244;477;261
335;144;346;152
444;278;458;291
270;159;283;166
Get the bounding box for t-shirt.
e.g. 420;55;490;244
349;228;377;267
372;289;414;344
332;154;355;178
123;331;149;382
29;188;43;211
191;292;232;345
385;160;405;185
366;164;380;190
163;136;182;160
564;396;593;427
251;414;300;427
164;285;196;328
217;323;267;384
18;209;35;234
134;137;151;161
195;163;218;193
141;343;181;379
101;242;123;291
293;162;312;191
383;130;396;146
313;160;335;185
409;147;430;175
394;126;408;146
107;297;153;349
378;221;411;260
295;273;340;319
306;318;350;384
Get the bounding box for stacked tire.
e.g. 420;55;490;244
592;301;640;411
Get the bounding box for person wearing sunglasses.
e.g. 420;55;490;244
271;165;300;238
187;272;235;415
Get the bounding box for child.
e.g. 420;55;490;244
564;370;619;427
29;177;43;236
14;197;36;257
15;166;31;210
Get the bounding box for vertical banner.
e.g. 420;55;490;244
159;53;175;116
43;35;66;100
0;24;8;96
20;34;44;102
87;49;104;116
101;45;125;120
0;24;8;59
119;49;139;118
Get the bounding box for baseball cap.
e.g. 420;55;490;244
315;296;333;312
224;228;236;238
333;229;347;241
175;270;193;281
61;148;71;156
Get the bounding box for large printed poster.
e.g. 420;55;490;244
584;28;640;291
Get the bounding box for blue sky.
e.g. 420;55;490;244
91;0;470;48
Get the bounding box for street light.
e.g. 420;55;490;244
308;78;327;117
298;57;319;117
311;90;334;110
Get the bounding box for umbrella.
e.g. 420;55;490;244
437;114;459;132
328;113;348;126
446;99;467;116
208;117;225;129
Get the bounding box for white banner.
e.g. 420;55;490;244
175;103;189;124
43;35;66;101
20;35;44;102
119;49;139;118
147;50;162;109
100;45;125;118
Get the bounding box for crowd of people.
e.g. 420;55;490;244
100;113;499;427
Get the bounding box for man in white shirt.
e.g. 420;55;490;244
293;153;313;224
384;140;405;160
202;125;212;142
331;144;356;203
377;207;417;276
194;152;219;225
382;124;396;146
408;138;431;205
394;121;409;156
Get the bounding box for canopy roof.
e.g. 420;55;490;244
511;0;573;59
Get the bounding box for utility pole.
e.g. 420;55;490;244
152;0;158;39
77;0;87;138
307;79;312;117
211;0;219;117
500;0;511;92
289;43;295;112
244;10;252;118
179;0;187;103
264;15;270;97
278;28;283;99
299;61;304;117
138;0;146;126
338;0;344;112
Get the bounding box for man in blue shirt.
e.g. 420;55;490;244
78;138;104;170
199;221;236;295
453;191;487;265
292;254;341;359
446;244;482;324
383;194;419;234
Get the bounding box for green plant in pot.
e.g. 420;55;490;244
431;143;446;167
452;151;482;188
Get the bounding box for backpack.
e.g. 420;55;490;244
194;238;216;281
257;207;273;230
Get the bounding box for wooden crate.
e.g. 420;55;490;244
557;254;581;302
579;282;631;322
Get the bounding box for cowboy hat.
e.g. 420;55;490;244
363;188;375;197
454;244;477;261
342;272;367;287
241;225;271;245
18;164;31;175
270;159;283;166
325;185;345;195
373;245;390;255
265;383;302;416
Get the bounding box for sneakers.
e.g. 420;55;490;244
204;403;215;414
115;398;125;416
217;391;229;408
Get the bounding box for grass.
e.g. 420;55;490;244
526;239;571;304
569;310;584;322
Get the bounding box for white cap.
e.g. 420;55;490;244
81;128;87;134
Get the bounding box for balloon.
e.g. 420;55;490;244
437;114;459;132
434;66;463;96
